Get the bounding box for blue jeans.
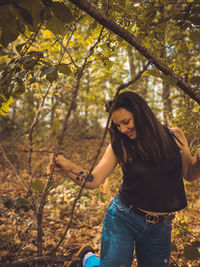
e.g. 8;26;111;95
84;195;172;267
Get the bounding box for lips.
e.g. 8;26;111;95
126;130;134;137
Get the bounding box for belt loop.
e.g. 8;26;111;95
128;204;133;212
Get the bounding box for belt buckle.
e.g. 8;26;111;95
145;213;159;224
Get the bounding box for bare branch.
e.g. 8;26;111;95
58;17;82;69
117;61;150;91
10;255;66;266
37;23;107;256
26;83;53;197
0;144;25;188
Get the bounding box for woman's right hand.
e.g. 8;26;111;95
47;153;63;175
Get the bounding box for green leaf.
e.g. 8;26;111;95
183;245;200;260
14;198;30;212
46;180;54;192
40;66;56;77
46;16;67;35
13;82;25;98
189;15;200;26
3;198;15;209
86;20;98;35
148;69;162;78
15;5;33;25
162;75;177;86
42;0;53;7
57;63;71;75
189;31;200;42
28;51;44;58
19;56;37;69
103;58;113;70
51;2;74;23
31;179;44;193
0;28;19;47
47;69;58;83
189;76;200;85
18;0;44;27
19;55;33;64
0;6;14;28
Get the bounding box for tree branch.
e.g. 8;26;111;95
68;0;200;105
26;83;53;197
50;25;107;254
8;255;66;266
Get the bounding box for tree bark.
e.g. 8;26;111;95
69;0;200;105
127;45;135;80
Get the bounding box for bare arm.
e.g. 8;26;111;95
47;144;118;189
173;128;200;182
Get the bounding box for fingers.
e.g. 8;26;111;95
55;154;67;167
49;153;54;164
47;153;61;175
47;164;51;175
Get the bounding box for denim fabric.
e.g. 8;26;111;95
84;194;172;267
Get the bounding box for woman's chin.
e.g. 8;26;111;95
127;131;136;139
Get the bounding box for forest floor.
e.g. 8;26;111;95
0;138;199;266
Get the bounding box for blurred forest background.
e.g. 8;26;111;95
0;0;200;266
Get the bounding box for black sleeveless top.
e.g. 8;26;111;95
118;131;187;213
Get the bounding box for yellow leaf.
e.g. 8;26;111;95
14;235;21;244
22;244;37;251
1;229;13;236
44;239;56;247
102;178;109;192
0;96;13;116
63;191;69;203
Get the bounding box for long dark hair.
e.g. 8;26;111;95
106;91;181;166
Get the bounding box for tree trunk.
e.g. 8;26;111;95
162;82;172;124
127;45;135;80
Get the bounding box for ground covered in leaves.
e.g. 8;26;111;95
0;138;199;266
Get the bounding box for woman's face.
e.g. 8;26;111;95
112;107;137;140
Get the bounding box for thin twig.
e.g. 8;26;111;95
48;25;107;254
37;26;106;255
58;17;82;69
26;82;53;197
15;223;33;260
11;255;67;266
0;144;25;188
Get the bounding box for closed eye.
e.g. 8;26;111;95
115;120;130;128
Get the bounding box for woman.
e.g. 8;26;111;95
47;91;200;267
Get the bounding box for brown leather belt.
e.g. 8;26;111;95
119;195;175;224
